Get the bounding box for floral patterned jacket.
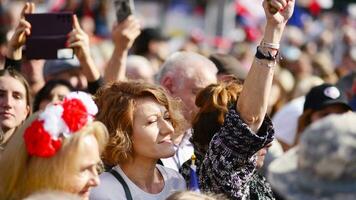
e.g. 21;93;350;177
180;106;275;200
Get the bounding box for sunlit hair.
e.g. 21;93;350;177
192;80;243;149
0;68;32;116
95;81;185;165
0;113;108;199
166;191;227;200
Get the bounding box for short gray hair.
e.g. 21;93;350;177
155;51;217;84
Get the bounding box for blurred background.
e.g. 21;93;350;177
2;0;356;53
1;0;356;108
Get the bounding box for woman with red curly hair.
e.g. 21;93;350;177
91;81;187;200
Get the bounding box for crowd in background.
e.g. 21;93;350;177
0;0;356;200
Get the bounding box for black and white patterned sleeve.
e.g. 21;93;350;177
199;106;274;199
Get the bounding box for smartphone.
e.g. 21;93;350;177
24;13;74;60
114;0;134;23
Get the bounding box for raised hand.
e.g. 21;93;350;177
112;15;141;51
104;16;141;82
67;15;100;82
7;2;35;59
67;15;91;62
263;0;295;25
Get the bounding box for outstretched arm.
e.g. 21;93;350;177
237;0;295;132
67;15;100;83
104;16;141;83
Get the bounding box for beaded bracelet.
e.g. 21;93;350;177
261;41;280;50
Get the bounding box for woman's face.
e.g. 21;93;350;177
39;85;71;110
67;134;100;200
0;74;29;132
131;97;175;160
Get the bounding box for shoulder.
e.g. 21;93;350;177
90;172;126;200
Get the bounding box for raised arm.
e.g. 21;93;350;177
67;15;100;83
237;0;295;132
104;16;141;83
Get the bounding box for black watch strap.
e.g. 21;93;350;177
255;46;279;61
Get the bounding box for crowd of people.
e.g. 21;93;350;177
0;0;356;200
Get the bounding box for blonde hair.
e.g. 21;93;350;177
166;191;227;200
0;113;108;199
95;81;185;166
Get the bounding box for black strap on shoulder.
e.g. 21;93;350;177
109;169;133;200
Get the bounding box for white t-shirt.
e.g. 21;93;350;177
90;164;186;200
272;96;305;145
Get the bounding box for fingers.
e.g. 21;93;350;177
268;0;284;11
20;2;35;18
12;18;32;43
17;19;32;37
72;15;83;32
112;15;140;38
67;31;86;46
20;3;29;17
19;18;31;29
121;16;141;33
68;40;84;49
286;0;295;9
119;15;138;29
265;0;289;14
29;2;35;14
276;0;288;8
128;18;141;30
68;15;88;48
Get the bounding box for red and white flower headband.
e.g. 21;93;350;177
24;91;98;158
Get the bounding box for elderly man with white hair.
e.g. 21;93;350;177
156;51;218;171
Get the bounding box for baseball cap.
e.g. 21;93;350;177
303;83;351;111
43;57;80;78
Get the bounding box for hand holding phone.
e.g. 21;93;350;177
114;0;134;23
7;2;34;60
67;15;91;62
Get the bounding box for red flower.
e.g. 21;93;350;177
24;120;62;157
61;98;88;133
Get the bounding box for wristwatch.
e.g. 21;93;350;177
255;46;279;61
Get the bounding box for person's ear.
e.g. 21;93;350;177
161;75;174;95
25;105;30;118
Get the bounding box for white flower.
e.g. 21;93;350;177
66;91;98;116
39;104;67;140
